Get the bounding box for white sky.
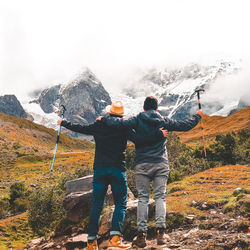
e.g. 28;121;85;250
0;0;250;100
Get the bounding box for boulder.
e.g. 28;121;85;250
63;190;93;223
63;175;135;223
65;175;93;194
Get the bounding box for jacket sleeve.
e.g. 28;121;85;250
101;114;137;129
128;128;165;144
61;120;96;135
163;114;201;132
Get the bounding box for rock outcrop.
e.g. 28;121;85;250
63;175;135;223
33;68;111;125
0;95;28;118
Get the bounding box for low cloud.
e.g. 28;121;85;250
203;65;250;106
1;0;250;101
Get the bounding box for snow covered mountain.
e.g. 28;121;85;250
23;68;111;130
108;60;246;119
22;60;248;131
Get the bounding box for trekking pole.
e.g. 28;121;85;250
50;105;66;171
195;88;207;158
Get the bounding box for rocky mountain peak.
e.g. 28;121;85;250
0;95;28;118
69;67;101;86
33;68;111;125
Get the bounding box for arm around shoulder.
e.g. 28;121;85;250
102;114;137;129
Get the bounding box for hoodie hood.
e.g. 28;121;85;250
138;110;165;126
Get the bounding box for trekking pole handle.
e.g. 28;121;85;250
61;105;66;116
195;89;204;110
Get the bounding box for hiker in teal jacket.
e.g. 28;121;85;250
100;96;203;247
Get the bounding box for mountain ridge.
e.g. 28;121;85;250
27;68;111;129
2;60;249;132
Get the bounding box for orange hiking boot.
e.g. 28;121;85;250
108;235;130;248
87;239;98;250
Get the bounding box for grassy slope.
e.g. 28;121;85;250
177;106;250;144
166;164;249;215
1;165;249;249
0;112;94;155
0;213;37;250
0;113;95;196
0;110;249;249
0;113;95;249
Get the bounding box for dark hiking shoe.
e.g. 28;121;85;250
132;232;147;248
156;228;169;245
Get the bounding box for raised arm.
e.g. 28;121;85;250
58;120;96;135
163;112;202;132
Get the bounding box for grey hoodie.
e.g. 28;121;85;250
101;110;201;165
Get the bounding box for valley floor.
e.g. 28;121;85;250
1;165;248;250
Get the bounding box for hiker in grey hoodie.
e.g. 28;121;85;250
99;96;203;247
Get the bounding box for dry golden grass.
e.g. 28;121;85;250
0;212;37;250
177;106;250;144
0;151;94;197
0;114;96;249
166;165;250;215
0;111;249;249
0;113;95;198
0;112;94;156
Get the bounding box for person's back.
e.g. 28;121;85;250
133;109;168;165
59;102;131;249
100;96;203;248
89;121;128;171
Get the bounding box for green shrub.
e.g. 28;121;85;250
234;129;250;164
168;185;184;194
9;182;27;205
194;130;249;165
57;172;74;191
74;166;93;179
0;198;10;218
28;186;65;236
126;170;137;197
166;213;185;230
125;144;136;170
12;197;29;213
13;142;21;150
168;169;183;183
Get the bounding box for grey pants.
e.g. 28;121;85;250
135;162;169;233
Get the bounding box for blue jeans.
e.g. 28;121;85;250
88;168;127;240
